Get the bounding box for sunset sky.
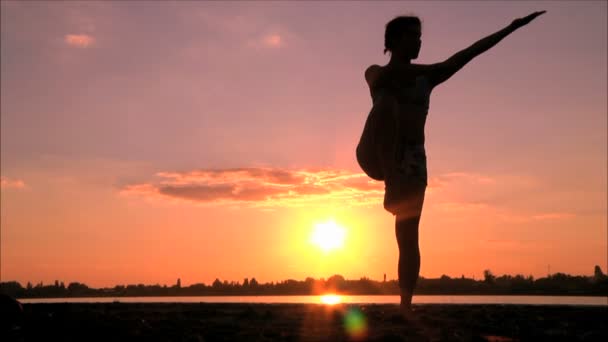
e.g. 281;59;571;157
1;1;606;289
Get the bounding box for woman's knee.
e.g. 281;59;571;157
396;215;421;231
395;217;420;245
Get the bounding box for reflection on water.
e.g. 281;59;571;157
18;295;608;306
319;294;341;305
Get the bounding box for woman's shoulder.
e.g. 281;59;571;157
365;64;383;87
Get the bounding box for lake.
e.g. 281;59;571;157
19;295;608;306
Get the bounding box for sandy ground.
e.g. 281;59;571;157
5;302;607;341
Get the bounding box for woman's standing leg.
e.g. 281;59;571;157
394;185;426;316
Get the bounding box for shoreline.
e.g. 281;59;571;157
7;303;608;341
16;294;608;307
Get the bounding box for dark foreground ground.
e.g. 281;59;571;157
4;303;608;341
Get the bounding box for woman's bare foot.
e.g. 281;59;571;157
399;302;416;321
399;304;440;340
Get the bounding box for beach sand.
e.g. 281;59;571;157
6;302;607;341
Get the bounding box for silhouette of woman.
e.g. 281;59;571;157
356;11;546;319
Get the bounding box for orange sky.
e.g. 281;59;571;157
1;1;606;288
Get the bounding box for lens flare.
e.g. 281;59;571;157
320;294;341;305
344;307;367;340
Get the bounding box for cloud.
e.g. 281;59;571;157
262;34;282;47
0;176;26;189
119;167;582;222
435;201;490;213
64;34;95;48
494;211;577;223
120;167;384;208
184;8;287;48
428;172;498;190
531;212;576;220
247;32;288;49
424;171;579;222
427;170;541;205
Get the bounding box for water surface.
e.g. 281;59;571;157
19;295;608;306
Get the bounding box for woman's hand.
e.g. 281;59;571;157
511;10;546;29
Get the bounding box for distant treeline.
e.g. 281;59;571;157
2;267;607;298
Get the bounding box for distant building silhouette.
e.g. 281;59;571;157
594;265;606;281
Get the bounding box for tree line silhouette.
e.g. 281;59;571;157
2;266;607;298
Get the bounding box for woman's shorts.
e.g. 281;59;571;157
383;142;428;217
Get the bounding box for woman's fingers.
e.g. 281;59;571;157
524;10;546;24
528;10;546;21
512;10;546;28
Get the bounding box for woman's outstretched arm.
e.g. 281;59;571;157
425;11;546;88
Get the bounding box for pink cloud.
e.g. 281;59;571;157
432;172;498;186
64;34;94;48
531;212;576;220
435;201;490;213
119;167;384;208
262;34;282;47
246;33;286;49
120;167;578;222
423;171;580;223
494;211;577;223
0;176;26;189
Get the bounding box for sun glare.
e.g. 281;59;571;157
310;220;346;252
320;294;342;305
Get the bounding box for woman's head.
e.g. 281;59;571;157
384;15;422;59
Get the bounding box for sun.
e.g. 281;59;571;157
310;220;346;252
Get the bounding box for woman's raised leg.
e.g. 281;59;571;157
356;93;399;181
